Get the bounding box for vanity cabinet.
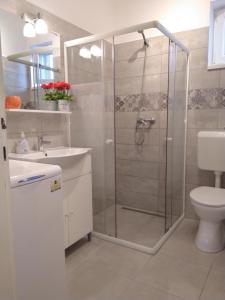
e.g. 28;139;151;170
62;153;93;249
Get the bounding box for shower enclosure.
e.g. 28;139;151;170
64;21;189;253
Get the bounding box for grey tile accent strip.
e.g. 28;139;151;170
115;92;167;112
188;88;225;110
115;88;225;112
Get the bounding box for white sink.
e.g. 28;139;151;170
9;147;91;182
9;147;90;161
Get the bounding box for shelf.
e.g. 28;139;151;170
6;109;72;115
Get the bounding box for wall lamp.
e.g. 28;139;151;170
22;13;48;38
79;45;103;59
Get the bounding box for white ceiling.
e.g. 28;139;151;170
27;0;211;34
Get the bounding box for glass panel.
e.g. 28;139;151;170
66;39;116;237
114;29;169;247
65;29;187;249
166;41;187;231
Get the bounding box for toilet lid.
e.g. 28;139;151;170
190;187;225;207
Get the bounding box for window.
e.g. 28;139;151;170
213;7;225;64
208;0;225;69
30;41;54;88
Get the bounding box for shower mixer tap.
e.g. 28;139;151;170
136;117;155;129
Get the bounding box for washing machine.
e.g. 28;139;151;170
9;159;67;300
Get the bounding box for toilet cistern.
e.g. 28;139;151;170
197;131;225;188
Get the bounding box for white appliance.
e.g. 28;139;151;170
9;160;68;300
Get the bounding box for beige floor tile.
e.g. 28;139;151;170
170;218;199;242
94;205;165;248
129;216;165;247
65;237;104;274
119;280;184;300
66;218;222;300
67;260;131;300
84;240;151;279
136;253;209;300
160;237;218;269
200;269;225;300
211;250;225;272
159;219;221;268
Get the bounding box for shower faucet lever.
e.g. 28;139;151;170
136;117;155;129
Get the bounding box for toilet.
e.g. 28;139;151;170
190;131;225;253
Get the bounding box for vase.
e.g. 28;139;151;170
5;96;22;109
40;100;57;111
58;100;70;112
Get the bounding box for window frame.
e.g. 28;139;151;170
208;0;225;69
30;41;55;89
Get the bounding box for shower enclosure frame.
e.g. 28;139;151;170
64;20;190;254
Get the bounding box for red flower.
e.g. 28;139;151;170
41;83;53;89
41;81;71;90
65;83;71;90
41;83;48;89
53;81;63;90
48;82;54;89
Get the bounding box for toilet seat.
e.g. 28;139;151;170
190;186;225;208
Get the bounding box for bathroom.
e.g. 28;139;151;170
0;0;224;299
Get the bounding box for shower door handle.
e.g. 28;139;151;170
166;137;173;141
105;139;114;144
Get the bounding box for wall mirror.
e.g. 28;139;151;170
0;8;60;109
208;0;225;69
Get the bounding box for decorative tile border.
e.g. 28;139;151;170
188;88;225;110
115;92;167;112
115;88;225;112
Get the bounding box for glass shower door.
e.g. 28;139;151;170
66;38;116;237
165;41;187;231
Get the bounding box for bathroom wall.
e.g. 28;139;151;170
115;27;225;219
174;27;225;219
1;0;89;152
6;112;68;151
65;26;225;221
115;35;169;215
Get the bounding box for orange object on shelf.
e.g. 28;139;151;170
5;96;22;109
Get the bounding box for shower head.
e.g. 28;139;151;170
138;30;149;47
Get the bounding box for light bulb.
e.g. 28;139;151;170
90;45;102;57
79;47;91;59
35;18;48;34
23;22;36;37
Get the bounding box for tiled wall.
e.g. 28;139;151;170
115;36;172;215
175;28;225;219
68;27;225;221
7;112;68;152
115;28;225;219
1;0;89;153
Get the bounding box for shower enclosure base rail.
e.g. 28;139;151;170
122;206;165;218
93;214;184;255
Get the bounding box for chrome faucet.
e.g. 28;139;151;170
37;135;51;152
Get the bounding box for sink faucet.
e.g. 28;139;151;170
37;135;51;152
